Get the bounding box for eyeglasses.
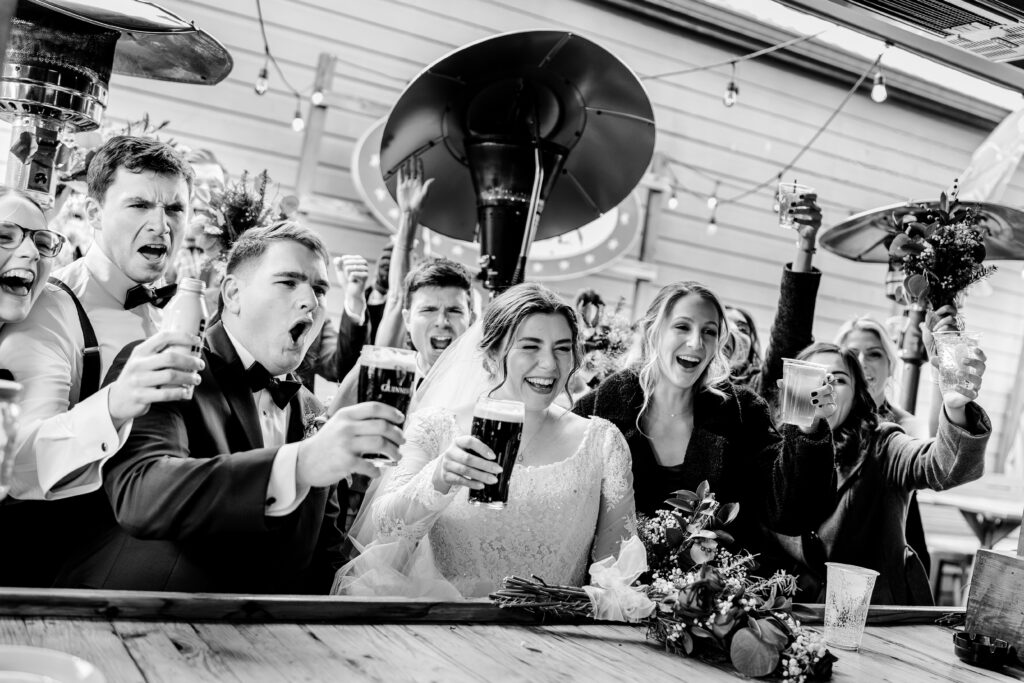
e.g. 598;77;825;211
0;222;66;258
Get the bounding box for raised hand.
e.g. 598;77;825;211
942;347;987;412
396;157;434;216
296;401;406;487
431;434;503;494
334;254;369;319
108;331;205;427
804;375;836;432
790;192;823;245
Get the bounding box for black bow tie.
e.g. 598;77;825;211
246;363;302;410
124;283;177;310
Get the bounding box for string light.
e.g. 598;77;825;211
667;191;679;210
706;182;720;234
871;69;888;103
310;89;324;106
291;96;305;132
253;63;269;95
723;62;739;108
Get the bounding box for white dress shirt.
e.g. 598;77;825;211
0;246;156;500
222;327;310;517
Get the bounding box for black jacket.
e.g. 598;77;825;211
574;370;837;560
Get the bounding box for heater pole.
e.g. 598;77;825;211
296;53;336;201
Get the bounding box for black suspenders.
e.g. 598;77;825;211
47;277;101;400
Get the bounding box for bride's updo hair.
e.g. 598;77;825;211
479;282;582;405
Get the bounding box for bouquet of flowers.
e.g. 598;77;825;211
491;482;837;681
888;186;996;312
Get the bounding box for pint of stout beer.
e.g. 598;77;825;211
468;396;524;509
357;345;418;466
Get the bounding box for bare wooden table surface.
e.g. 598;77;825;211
0;591;1021;682
918;474;1024;549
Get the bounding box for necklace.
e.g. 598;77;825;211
517;410;550;465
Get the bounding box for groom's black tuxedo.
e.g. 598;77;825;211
60;322;345;593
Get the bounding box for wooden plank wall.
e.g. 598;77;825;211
99;0;1024;464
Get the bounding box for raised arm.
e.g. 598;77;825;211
738;389;837;536
756;193;823;407
371;408;461;543
374;158;433;349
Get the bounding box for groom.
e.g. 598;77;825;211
62;221;406;592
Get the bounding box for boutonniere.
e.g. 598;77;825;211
299;394;327;440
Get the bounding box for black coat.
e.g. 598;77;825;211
573;370;837;560
60;322;345;593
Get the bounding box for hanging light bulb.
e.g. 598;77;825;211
706;217;718;235
723;81;739;107
706;195;718;211
291;101;305;132
723;61;739;107
871;71;887;103
253;65;269;96
667;191;679;210
310;89;324;106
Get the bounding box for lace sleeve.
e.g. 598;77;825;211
371;407;459;543
591;418;638;562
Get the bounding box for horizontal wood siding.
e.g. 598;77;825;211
101;0;1023;460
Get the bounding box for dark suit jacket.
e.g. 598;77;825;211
60;322;345;593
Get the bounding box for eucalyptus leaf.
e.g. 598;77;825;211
730;627;781;678
716;502;739;525
904;273;929;299
671;490;700;502
696;480;710;500
714;530;735;545
666;499;695;513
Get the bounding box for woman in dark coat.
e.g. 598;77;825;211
574;281;838;556
770;342;989;605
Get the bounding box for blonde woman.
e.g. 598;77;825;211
574;281;836;559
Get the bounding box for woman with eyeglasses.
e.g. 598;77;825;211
0;189;66;344
0;188;66;504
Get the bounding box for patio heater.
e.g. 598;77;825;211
820;200;1024;412
0;0;232;208
379;30;655;293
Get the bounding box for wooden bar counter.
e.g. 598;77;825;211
0;589;1020;682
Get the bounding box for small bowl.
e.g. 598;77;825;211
953;632;1011;669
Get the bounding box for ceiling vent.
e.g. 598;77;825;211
844;0;1024;61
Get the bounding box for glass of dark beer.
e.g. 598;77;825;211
467;396;525;509
357;345;418;467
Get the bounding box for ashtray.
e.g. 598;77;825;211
953;631;1011;669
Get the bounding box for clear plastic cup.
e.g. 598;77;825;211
931;331;980;397
779;359;828;428
777;181;814;230
824;562;879;651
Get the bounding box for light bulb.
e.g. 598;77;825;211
706;218;718;235
723;81;739;107
291;109;305;132
667;192;679;210
706;195;719;211
871;72;887;103
310;89;324;106
254;67;269;96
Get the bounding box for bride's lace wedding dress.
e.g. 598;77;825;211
367;407;637;598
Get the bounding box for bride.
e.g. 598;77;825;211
334;282;636;598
